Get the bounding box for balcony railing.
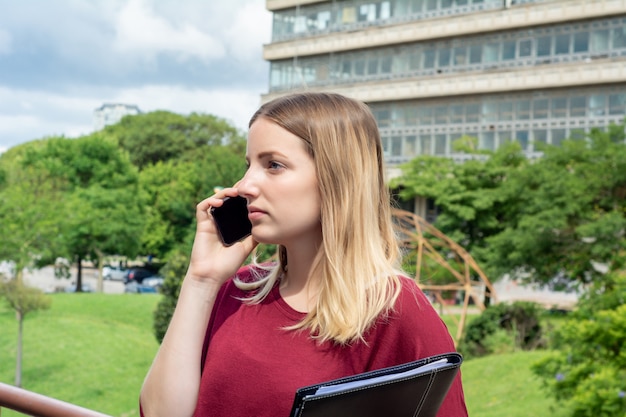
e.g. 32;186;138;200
0;382;113;417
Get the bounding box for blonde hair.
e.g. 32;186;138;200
235;92;403;345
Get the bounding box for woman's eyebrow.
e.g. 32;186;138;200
256;150;289;160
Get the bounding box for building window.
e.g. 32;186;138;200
609;93;626;115
516;100;531;120
480;132;496;151
514;131;529;151
469;44;482;64
551;129;567;146
483;42;499;63
519;39;532;57
533;99;549;119
570;96;587;117
392;136;403;156
482;102;499;123
423;49;436;68
532;130;548;149
502;40;516;60
438;47;452;67
551;97;568;118
591;29;610;53
405;135;418;157
554;34;570;55
500;102;514;121
434;105;448;124
589;94;606;117
466;103;480;123
573;31;589;53
369;85;625;164
613;26;626;48
435;134;448;155
419;107;433;125
450;104;464;123
420;134;433;155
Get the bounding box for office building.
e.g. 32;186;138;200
263;0;626;159
93;103;141;131
262;0;626;216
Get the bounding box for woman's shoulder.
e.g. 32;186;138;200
392;275;443;323
396;275;428;303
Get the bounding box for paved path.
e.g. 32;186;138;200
21;266;125;294
17;265;580;308
493;275;579;310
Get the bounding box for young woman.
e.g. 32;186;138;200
140;92;467;417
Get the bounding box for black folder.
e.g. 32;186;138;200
289;352;462;417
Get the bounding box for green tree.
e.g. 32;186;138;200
391;139;526;295
106;111;245;170
0;279;51;387
15;134;145;291
0;141;65;282
393;140;526;258
485;123;626;287
138;137;247;259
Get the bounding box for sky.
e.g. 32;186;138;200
0;0;273;154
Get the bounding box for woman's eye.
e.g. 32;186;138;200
268;161;283;170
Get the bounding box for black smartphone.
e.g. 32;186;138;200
210;196;252;246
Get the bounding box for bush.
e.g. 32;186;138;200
152;244;278;343
460;301;544;357
531;273;626;417
153;250;188;343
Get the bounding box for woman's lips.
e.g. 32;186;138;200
247;206;266;221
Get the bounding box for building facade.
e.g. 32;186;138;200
93;103;141;132
261;0;626;216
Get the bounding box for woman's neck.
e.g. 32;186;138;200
279;240;322;313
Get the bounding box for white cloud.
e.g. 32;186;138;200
225;2;272;63
111;84;262;130
113;0;225;63
0;1;272;152
0;29;11;54
0;83;262;151
0;87;104;148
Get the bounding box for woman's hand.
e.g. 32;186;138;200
186;187;257;286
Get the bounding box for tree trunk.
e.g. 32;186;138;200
76;255;83;293
15;310;23;387
484;292;492;308
96;250;104;293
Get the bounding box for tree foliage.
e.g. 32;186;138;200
138;145;246;259
393;122;626;289
0;141;67;281
0;134;145;291
27;134;145;290
485;124;626;287
532;272;626;417
106;111;245;170
392;141;527;269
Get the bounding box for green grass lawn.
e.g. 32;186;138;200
1;293;570;417
0;293;161;417
463;350;571;417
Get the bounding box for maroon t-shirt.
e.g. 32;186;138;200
191;266;467;417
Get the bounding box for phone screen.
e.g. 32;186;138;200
210;196;252;246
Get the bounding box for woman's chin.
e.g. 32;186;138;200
251;232;277;246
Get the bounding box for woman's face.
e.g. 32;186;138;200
238;118;322;248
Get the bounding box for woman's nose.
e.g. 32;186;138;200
236;170;257;198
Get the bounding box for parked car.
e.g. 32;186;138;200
124;276;164;294
102;265;128;281
123;267;159;284
64;283;94;293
